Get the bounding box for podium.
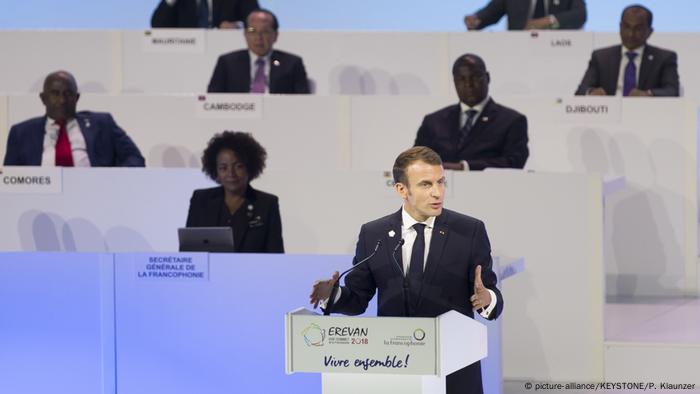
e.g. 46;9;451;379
285;308;487;394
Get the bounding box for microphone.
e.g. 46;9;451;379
390;238;410;317
324;240;382;316
391;238;405;275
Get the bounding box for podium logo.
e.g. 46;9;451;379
413;329;426;341
302;323;326;347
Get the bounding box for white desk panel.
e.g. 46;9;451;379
350;96;698;297
350;95;454;171
121;30;450;95
278;31;450;95
3;94;696;298
0;31;119;93
450;171;604;382
121;29;244;94
519;97;697;297
0;168;214;252
1;30;698;98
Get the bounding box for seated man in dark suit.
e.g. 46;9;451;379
3;71;145;167
575;5;679;97
207;9;310;94
414;54;529;171
465;0;587;30
151;0;259;29
310;146;502;394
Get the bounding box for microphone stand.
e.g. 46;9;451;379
390;239;410;317
324;240;381;316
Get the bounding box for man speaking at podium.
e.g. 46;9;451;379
310;146;503;394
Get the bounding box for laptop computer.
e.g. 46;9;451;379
177;227;235;253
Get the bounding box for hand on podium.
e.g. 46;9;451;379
470;265;492;311
309;271;339;309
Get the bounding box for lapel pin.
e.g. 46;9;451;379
84;119;91;128
273;60;280;66
388;230;396;238
439;230;445;235
247;204;254;211
648;54;653;61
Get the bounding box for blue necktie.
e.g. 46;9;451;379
459;109;478;147
623;52;638;96
198;0;209;28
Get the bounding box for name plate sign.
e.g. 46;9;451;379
528;30;593;56
195;94;263;119
142;29;205;53
552;97;621;123
287;313;436;375
135;253;209;281
0;167;61;194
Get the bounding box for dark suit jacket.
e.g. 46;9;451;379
3;112;145;167
475;0;586;30
185;185;284;253
207;49;310;94
575;44;680;97
333;208;503;394
415;99;529;171
151;0;259;28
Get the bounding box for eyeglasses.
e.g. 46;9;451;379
245;28;275;37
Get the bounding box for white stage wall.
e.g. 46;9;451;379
2;94;697;297
0;167;605;382
0;31;698;98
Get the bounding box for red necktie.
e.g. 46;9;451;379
55;120;74;167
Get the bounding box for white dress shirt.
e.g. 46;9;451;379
41;117;91;167
615;45;645;96
323;208;499;318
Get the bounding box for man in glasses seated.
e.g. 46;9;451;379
207;8;310;94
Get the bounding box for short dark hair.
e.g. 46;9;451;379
392;146;443;185
43;70;78;92
452;53;487;76
244;8;280;31
622;4;653;27
201;131;267;182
